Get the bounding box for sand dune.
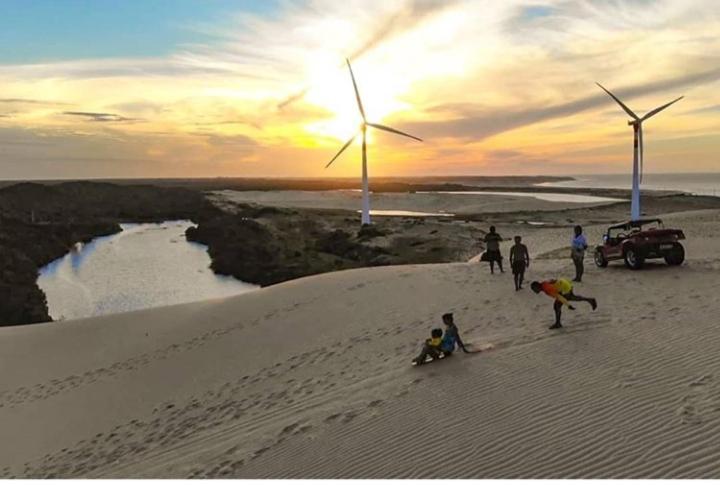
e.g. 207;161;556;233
1;209;720;478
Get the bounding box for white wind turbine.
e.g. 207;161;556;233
596;83;683;221
325;59;422;225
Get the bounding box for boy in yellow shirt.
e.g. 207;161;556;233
412;328;444;365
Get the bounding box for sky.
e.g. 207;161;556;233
0;0;718;179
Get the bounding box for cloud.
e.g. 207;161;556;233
687;104;720;115
1;0;719;177
62;111;140;123
0;98;69;106
347;0;460;61
277;0;459;109
407;66;720;141
203;133;258;148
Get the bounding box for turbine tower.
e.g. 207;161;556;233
325;59;422;225
596;83;683;221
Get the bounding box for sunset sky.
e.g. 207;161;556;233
0;0;718;179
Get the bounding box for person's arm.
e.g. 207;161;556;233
556;293;572;308
546;287;573;308
455;327;469;352
510;248;516;264
524;246;530;266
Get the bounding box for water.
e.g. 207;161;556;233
417;191;623;203
538;173;720;197
364;209;455;217
37;221;257;321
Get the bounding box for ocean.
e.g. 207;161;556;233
538;173;720;197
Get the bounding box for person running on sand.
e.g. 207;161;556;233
413;328;444;365
571;225;588;282
440;312;469;355
483;226;504;274
510;235;530;291
530;278;597;330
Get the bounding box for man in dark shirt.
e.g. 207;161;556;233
483;226;504;274
510;235;530;291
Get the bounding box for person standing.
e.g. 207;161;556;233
571;225;588;282
510;235;530;291
483;226;504;274
530;278;597;329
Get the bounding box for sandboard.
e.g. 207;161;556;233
463;343;495;353
411;343;494;366
411;353;447;366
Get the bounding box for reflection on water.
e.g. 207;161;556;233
418;191;624;203
38;221;257;321
363;209;455;217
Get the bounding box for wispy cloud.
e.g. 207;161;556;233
62;111;140;123
278;0;460;109
0;98;69;105
409;65;720;141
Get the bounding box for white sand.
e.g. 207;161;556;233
211;189;620;215
1;209;720;478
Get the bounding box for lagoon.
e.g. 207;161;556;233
37;221;256;321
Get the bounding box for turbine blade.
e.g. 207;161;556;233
596;82;639;120
325;133;358;168
641;96;684;121
366;122;423;142
346;59;366;121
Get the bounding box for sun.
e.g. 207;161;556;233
302;58;411;143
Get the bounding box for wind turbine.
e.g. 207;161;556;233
596;83;683;221
325;59;422;225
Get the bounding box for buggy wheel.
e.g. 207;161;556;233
623;245;644;270
594;249;608;268
664;243;685;266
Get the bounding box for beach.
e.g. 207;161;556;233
2;187;720;477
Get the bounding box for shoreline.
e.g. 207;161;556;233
0;182;218;325
3;179;720;326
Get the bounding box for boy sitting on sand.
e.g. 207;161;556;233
413;328;445;365
413;313;471;365
440;312;469;355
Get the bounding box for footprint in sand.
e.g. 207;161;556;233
280;423;300;435
324;412;342;422
341;411;358;423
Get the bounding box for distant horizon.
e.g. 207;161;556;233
2;171;720;183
